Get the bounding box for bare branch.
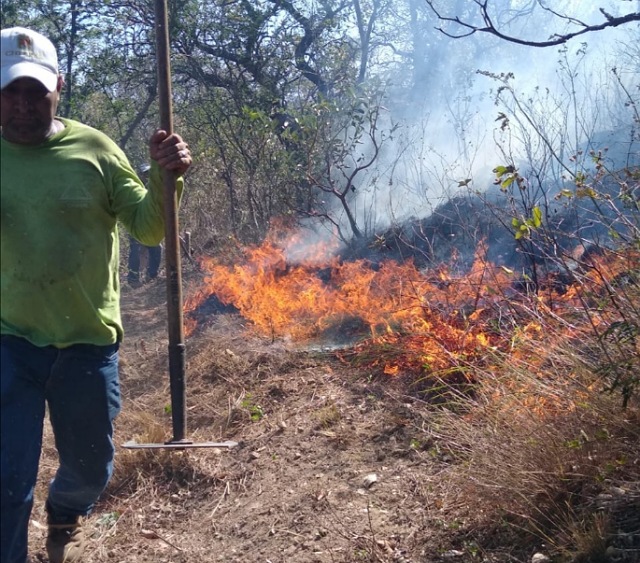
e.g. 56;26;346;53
425;0;640;47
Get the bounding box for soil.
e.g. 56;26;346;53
24;271;628;563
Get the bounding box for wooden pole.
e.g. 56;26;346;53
154;0;187;443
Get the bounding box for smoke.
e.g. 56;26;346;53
333;0;639;240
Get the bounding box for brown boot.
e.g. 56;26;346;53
46;519;86;563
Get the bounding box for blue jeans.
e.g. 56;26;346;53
128;236;162;282
0;336;121;563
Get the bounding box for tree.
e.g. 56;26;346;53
425;0;640;47
290;86;395;241
165;0;413;244
75;0;159;152
1;0;503;247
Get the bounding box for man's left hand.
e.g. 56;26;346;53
149;129;192;175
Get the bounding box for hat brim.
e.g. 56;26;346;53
1;61;58;92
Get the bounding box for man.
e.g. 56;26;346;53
128;163;163;286
0;27;192;563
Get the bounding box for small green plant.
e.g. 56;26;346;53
511;206;542;240
96;511;120;529
465;541;481;558
241;394;264;421
492;164;525;191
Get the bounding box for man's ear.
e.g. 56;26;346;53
56;74;65;93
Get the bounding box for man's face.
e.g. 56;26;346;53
1;76;61;145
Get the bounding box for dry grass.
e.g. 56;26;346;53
422;341;640;561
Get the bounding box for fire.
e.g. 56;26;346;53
185;234;511;366
184;227;639;412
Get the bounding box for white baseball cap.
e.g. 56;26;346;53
1;27;59;91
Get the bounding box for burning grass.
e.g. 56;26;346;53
185;229;639;403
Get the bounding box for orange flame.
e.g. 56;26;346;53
184;227;639;412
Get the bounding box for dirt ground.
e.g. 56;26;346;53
25;272;631;563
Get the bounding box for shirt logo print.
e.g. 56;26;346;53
60;185;92;208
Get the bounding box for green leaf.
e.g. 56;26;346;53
501;176;515;190
531;206;542;228
576;187;598;198
575;172;587;184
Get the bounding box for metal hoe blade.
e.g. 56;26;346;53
122;440;239;450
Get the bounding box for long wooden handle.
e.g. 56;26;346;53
155;0;187;443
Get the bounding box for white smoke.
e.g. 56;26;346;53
335;0;639;238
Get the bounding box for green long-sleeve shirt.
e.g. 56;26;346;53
1;117;183;348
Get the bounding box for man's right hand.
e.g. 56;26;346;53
149;129;192;175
